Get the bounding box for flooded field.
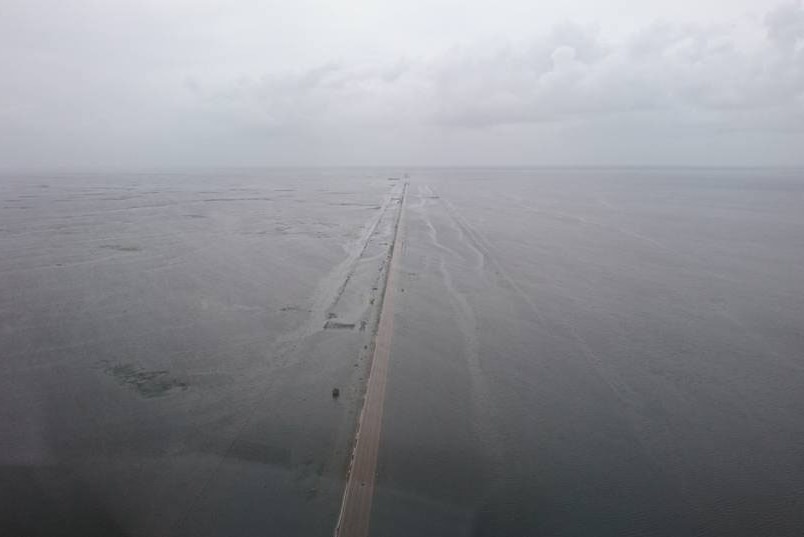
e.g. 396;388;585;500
2;168;803;536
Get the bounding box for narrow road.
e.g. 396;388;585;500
334;183;407;537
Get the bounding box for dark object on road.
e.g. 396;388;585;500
332;388;340;398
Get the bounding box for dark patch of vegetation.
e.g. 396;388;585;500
100;362;187;398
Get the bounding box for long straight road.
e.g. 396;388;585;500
335;183;407;537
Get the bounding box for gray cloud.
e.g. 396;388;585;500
1;0;802;167
198;5;804;132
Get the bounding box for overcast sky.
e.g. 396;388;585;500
1;0;803;168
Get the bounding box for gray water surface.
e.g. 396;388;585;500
2;168;803;536
375;168;804;536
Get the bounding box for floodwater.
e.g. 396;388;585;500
2;168;804;536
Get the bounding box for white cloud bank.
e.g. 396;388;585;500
1;0;803;167
198;4;804;131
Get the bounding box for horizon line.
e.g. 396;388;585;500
2;164;804;175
